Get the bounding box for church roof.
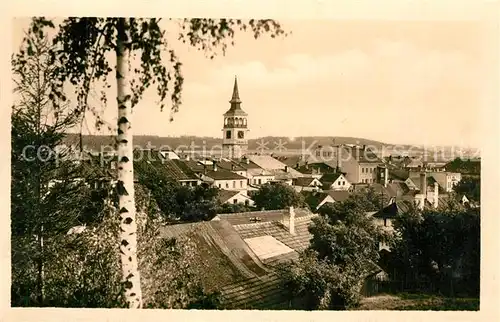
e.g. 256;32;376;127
224;77;248;116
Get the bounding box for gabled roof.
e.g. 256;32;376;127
273;155;311;168
182;159;206;173
216;159;247;172
389;169;410;181
248;155;303;178
295;162;337;175
218;190;242;203
326;190;351;202
159;208;317;309
204;169;247;180
236;158;263;170
247;167;274;176
293;177;320;187
386;182;411;197
372;199;415;219
320;172;343;185
233;213;318;254
159;220;269;292
154;159;200;181
301;191;329;210
350;183;397;198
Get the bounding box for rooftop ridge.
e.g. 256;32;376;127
216;207;312;218
233;221;276;230
294;213;320;222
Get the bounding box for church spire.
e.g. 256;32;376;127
230;76;241;104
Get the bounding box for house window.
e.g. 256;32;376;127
342;181;345;186
244;200;249;206
226;130;231;139
338;181;341;185
218;184;221;188
370;168;373;173
384;218;387;226
258;178;262;184
316;151;321;157
233;199;238;204
240;180;243;187
361;168;364;173
233;181;236;188
226;182;229;188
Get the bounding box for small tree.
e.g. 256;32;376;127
11;20;84;306
253;182;305;210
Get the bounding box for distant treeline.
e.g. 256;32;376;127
445;158;481;175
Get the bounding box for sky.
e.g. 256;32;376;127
12;17;486;147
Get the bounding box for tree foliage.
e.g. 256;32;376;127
389;206;480;296
278;190;389;309
445;157;480;175
10;20;93;306
453;176;480;203
14;184;223;308
134;159;221;222
26;17;288;124
252;182;306;210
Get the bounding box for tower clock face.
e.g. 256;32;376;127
237;131;244;139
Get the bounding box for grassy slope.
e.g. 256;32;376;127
355;293;479;311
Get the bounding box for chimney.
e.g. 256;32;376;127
288;206;295;235
284;166;289;173
415;194;425;210
213;161;218;172
419;172;427;198
433;182;439;209
384;167;389;188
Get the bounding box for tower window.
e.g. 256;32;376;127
238;131;244;139
226;130;231;139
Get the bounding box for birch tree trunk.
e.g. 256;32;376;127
116;18;142;308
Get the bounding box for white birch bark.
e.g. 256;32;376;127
116;18;142;308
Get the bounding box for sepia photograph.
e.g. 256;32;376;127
4;1;498;319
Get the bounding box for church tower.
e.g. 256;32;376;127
222;77;249;159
